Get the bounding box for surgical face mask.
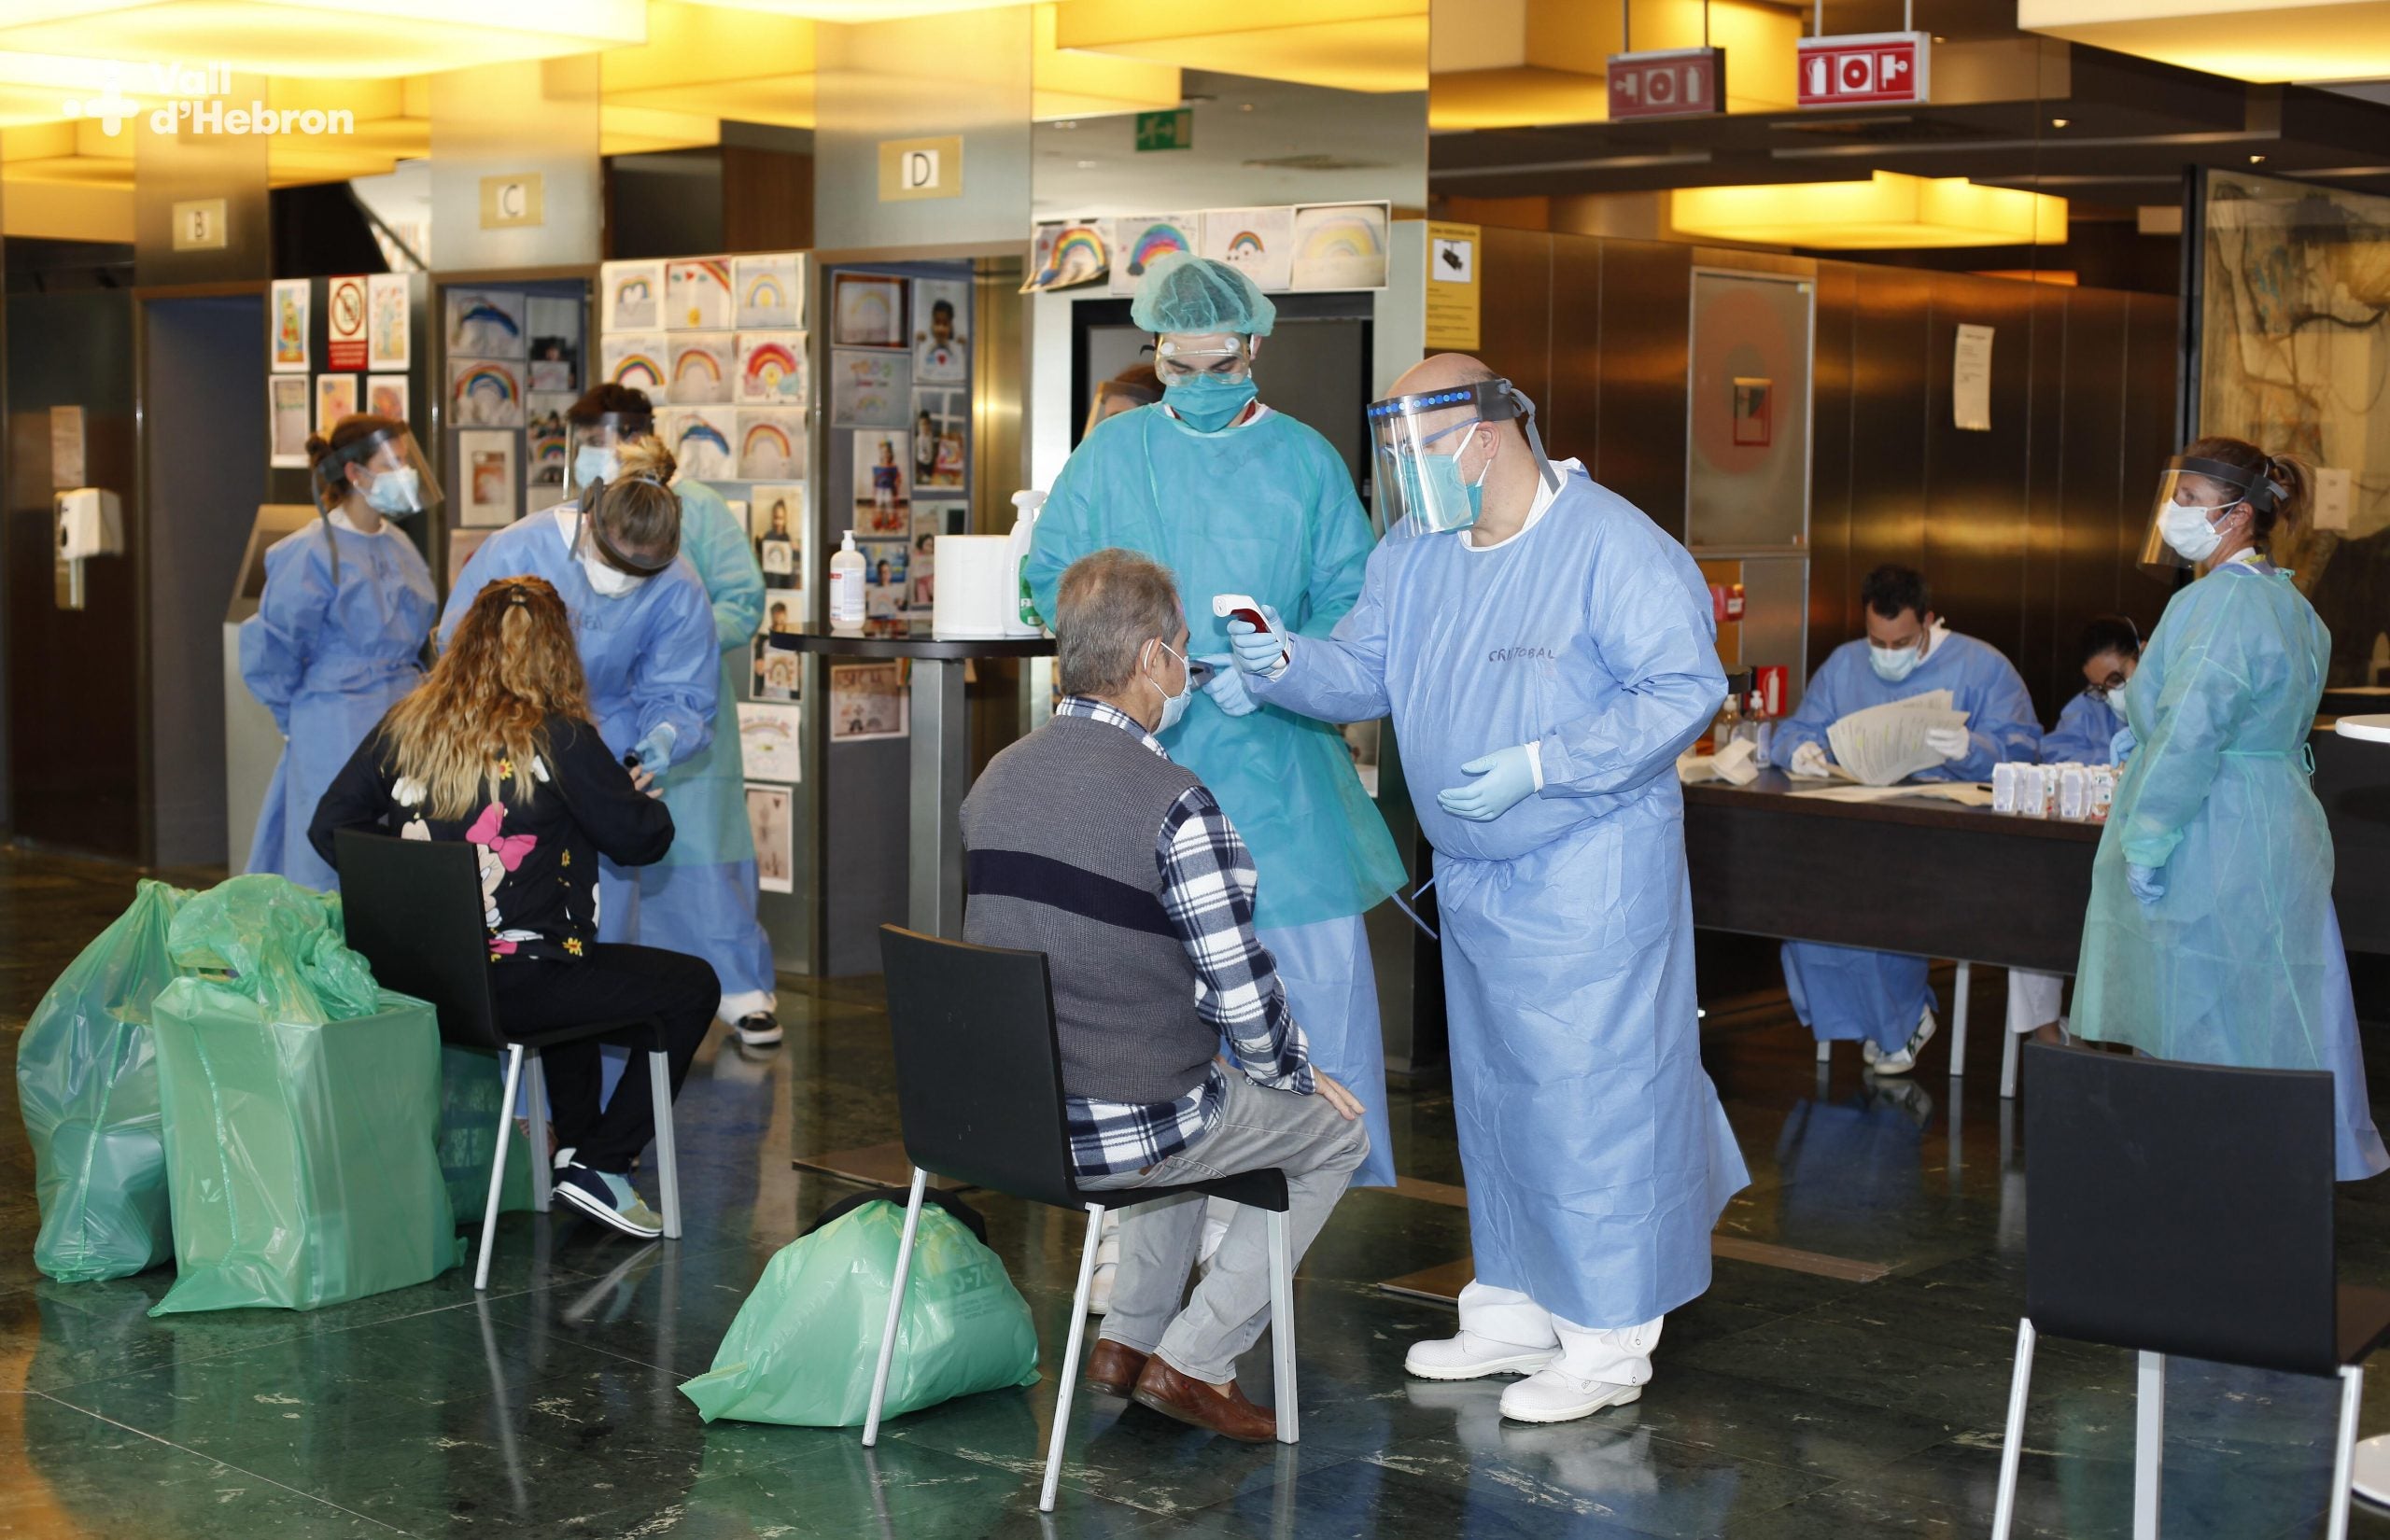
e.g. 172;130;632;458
574;446;619;488
1396;428;1493;537
1163;373;1258;433
2159;499;2230;564
583;552;646;598
1869;639;1925;683
362;465;424;518
1146;638;1194;734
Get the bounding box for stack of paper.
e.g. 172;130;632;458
1825;691;1971;787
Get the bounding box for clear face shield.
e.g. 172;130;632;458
565;410;655;499
315;425;443;521
1367;377;1559;541
2140;455;2276;571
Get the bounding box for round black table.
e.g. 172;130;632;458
770;625;1056;936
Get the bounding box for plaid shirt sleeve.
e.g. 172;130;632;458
1156;785;1314;1093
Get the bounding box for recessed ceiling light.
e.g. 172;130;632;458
2250;153;2268;163
2051;117;2070;128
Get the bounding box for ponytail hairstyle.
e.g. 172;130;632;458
580;434;682;572
385;578;590;819
304;413;407;509
2181;434;2313;549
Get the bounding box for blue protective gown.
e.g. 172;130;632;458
241;514;437;892
1253;465;1750;1327
441;507;717;941
2040;689;2126;766
634;483;777;1014
1030;402;1406;1185
1775;630;2043;1053
2073;559;2387;1180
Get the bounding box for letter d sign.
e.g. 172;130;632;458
880;135;963;202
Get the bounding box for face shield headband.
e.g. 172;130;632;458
2139;454;2287;571
580;474;682;575
1365;378;1561;538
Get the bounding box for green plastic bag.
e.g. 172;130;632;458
166;873;381;1024
20;879;195;1282
681;1201;1041;1427
149;977;455;1313
438;1045;533;1222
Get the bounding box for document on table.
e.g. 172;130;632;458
1825;690;1971;787
1788;782;1998;807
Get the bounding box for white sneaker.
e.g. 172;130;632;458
1870;1008;1940;1077
1498;1366;1644;1423
1404;1330;1560;1381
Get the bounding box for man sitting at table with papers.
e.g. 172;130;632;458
1771;565;2042;1074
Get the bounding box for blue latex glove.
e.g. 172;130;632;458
630;723;678;777
1436;745;1539;822
1200;655;1257;717
2110;725;2138;764
2127;862;2165;904
1226;604;1288;678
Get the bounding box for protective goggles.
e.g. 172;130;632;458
312;424;443;515
2138;454;2282;571
1150;334;1256;385
564;410;657;497
577;476;682;575
1366;377;1558;540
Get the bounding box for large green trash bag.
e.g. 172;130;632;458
147;875;456;1314
681;1200;1041;1427
438;1045;534;1222
20;879;195;1282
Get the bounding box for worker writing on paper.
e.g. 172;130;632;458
1226;353;1748;1424
1771;565;2043;1073
1026;255;1406;1251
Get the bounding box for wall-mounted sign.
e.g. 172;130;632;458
170;197;227;251
879;135;963;203
1608;48;1726;120
1135;108;1193;152
1796;31;1930;107
1425;221;1481;351
480;172;544;230
326;274;370;371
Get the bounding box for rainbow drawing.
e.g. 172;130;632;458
743;276;782;313
673;413;734;478
457;300;520;339
1300;217;1381;260
673;349;724;385
1290;203;1391;291
741;340;801;399
678;419;730;455
668;259;731;329
1223;231;1267;259
616;277;650;307
451;360;520;425
611;353;664;387
741;420;794;469
1027;223;1106;292
1124;221;1192;276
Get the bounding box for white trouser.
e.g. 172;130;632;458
2005;970;2063;1035
1459;1281;1663;1386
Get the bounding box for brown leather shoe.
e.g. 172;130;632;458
1130;1356;1277;1442
1085;1338;1149;1396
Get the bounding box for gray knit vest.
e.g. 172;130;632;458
961;713;1217;1105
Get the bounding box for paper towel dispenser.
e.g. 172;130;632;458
53;487;122;561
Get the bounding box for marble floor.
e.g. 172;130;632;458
7;847;2390;1538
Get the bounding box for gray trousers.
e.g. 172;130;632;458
1081;1073;1369;1384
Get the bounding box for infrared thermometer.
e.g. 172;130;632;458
1212;593;1271;632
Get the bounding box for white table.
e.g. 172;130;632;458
2336;714;2390;746
2347;713;2390;1510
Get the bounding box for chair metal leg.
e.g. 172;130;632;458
863;1168;928;1449
1990;1318;2036;1540
1817;1039;1832;1065
648;1047;682;1240
1041;1202;1106;1513
2000;1018;2022;1100
1268;1207;1299;1446
1949;960;1972;1076
525;1052;553;1212
2135;1351;2165;1540
477;1045;527;1292
2332;1365;2365;1540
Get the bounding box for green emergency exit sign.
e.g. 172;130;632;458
1135;109;1192;152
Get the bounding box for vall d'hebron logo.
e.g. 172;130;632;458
63;62;354;137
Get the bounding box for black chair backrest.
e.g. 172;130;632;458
879;925;1085;1210
2024;1043;2339;1375
336;829;504;1052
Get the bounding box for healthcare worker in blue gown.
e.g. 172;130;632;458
2007;615;2142;1047
242;413;439;892
442;432;717;947
1770;565;2042;1074
1230;353;1750;1424
1028;252;1407;1198
561;387;781;1049
2074;438;2387;1180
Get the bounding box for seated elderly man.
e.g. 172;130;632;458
960;547;1368;1443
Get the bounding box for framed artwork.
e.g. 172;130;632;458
314;372;358;433
271;279;310;372
831;272;907;349
911;278;969;384
367;273;410;371
603;260;664;331
458;430;517;527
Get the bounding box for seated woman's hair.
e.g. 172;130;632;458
387;578;590;819
583;435;682;568
2079;614;2142;666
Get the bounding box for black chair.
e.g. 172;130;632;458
335;830;684;1289
1992;1043;2390;1540
865;925;1300;1512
